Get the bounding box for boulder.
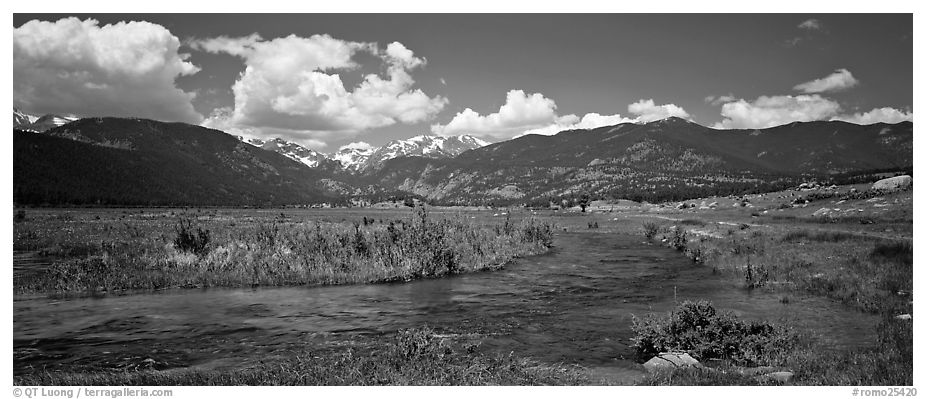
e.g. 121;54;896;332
872;175;912;191
642;352;702;373
812;207;832;217
895;314;912;320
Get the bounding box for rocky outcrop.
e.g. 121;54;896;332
872;175;912;191
642;352;702;373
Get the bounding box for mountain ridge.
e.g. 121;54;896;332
12;113;913;206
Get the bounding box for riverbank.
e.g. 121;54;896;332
14;207;554;297
595;184;913;385
15;327;599;386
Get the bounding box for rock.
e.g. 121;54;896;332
895;314;912;320
588;158;608;167
762;371;794;383
643;352;702;373
812;207;831;217
872;175;912;191
708;201;718;208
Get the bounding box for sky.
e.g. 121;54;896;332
12;13;914;152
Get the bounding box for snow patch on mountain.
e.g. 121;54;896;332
237;136;328;168
362;135;491;171
236;134;490;172
13;108;78;132
333;142;376;172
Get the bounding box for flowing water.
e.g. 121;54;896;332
13;232;879;381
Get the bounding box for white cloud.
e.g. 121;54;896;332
431;90;559;139
793;68;859;94
714;94;841;129
832;107;913;125
433;92;691;140
338;141;374;151
627;99;691;122
189;34;447;144
202;107;328;149
798;19;822;30
704;94;738;106
13;17;202;123
520;113;635;137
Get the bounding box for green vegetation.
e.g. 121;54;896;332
173;218;211;256
633;301;912;385
631;300;800;367
641;222;659;240
635;200;912;385
14;207;555;296
14;327;597;386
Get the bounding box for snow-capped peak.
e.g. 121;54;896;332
332;143;375;172
341;134;492;172
236;136;329;168
14;108;78;132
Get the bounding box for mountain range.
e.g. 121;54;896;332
12;108;913;206
14;108;78;133
361;117;912;204
241;133;490;172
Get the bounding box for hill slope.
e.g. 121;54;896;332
14;118;340;206
362;118;913;204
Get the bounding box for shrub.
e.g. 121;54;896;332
642;222;660;240
173;217;211;256
870;241;912;265
668;228;687;251
631;300;800;366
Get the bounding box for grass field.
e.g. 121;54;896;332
610;185;913;385
14;207;554;296
12;184;913;385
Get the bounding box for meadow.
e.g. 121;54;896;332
12;183;914;385
14;207;554;296
615;185;913;385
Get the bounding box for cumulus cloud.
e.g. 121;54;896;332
13;17;202;123
338;141;374;151
798;19;822;30
430;90;559;139
627;99;691;122
520;112;636;137
713;94;841;129
433;92;691;139
201;107;328;149
793;68;859;94
832;107;913;125
704;94;738;106
188;34;447;143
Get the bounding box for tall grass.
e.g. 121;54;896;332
637;212;912;385
15;208;556;295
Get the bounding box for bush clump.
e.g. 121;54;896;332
642;222;660;240
631;300;800;366
173;217;211;256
